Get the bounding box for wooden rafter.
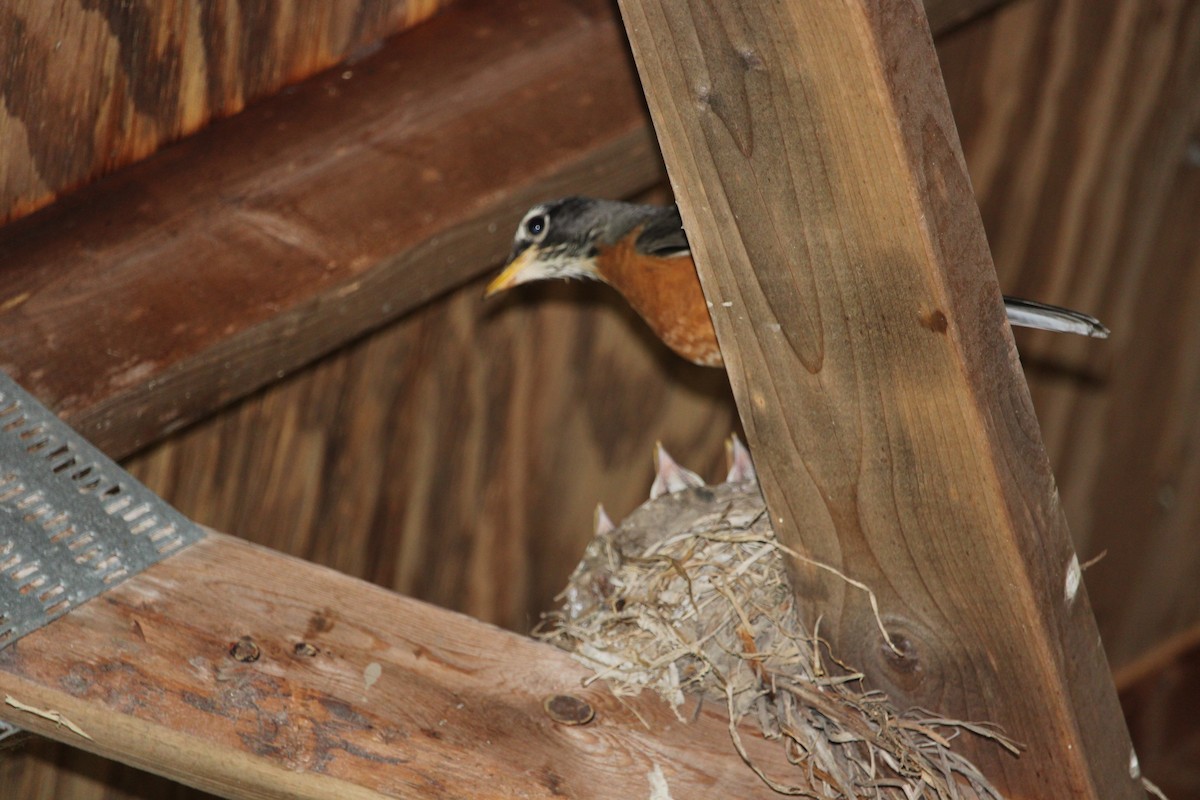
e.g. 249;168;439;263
0;0;663;460
0;0;453;224
0;0;1004;464
615;0;1140;797
0;532;802;799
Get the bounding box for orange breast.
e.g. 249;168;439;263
595;237;723;367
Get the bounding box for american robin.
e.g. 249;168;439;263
485;197;1109;367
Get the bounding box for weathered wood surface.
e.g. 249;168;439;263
3;270;742;800
944;3;1200;791
942;0;1200;672
0;532;797;800
0;0;450;224
616;0;1139;797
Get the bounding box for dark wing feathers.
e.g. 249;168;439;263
633;205;691;258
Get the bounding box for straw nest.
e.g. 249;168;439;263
536;438;1016;799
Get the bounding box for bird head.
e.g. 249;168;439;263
484;197;613;297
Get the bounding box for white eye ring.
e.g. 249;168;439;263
523;212;549;242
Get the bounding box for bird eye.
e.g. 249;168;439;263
525;214;547;238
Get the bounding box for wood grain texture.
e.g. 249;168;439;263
0;533;798;800
0;0;1002;226
1;268;741;798
941;0;1200;672
0;0;449;224
0;0;664;462
616;0;1138;797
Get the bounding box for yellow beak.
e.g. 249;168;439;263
484;248;538;298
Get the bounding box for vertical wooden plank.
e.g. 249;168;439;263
615;1;1140;797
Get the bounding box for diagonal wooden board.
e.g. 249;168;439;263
0;0;664;461
0;0;1007;465
0;531;802;799
615;0;1141;797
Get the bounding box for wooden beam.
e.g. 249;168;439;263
0;532;796;799
0;0;1004;466
0;0;663;460
0;0;451;224
0;0;1000;224
615;1;1139;797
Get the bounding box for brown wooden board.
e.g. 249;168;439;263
616;0;1140;796
0;532;800;800
0;0;450;224
0;0;664;461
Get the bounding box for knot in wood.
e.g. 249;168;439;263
229;636;261;663
921;309;949;334
879;628;924;684
542;694;595;726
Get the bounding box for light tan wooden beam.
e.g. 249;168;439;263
0;532;797;799
616;1;1140;797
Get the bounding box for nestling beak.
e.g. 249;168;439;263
484;247;539;298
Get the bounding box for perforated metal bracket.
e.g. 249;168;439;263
0;372;205;650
